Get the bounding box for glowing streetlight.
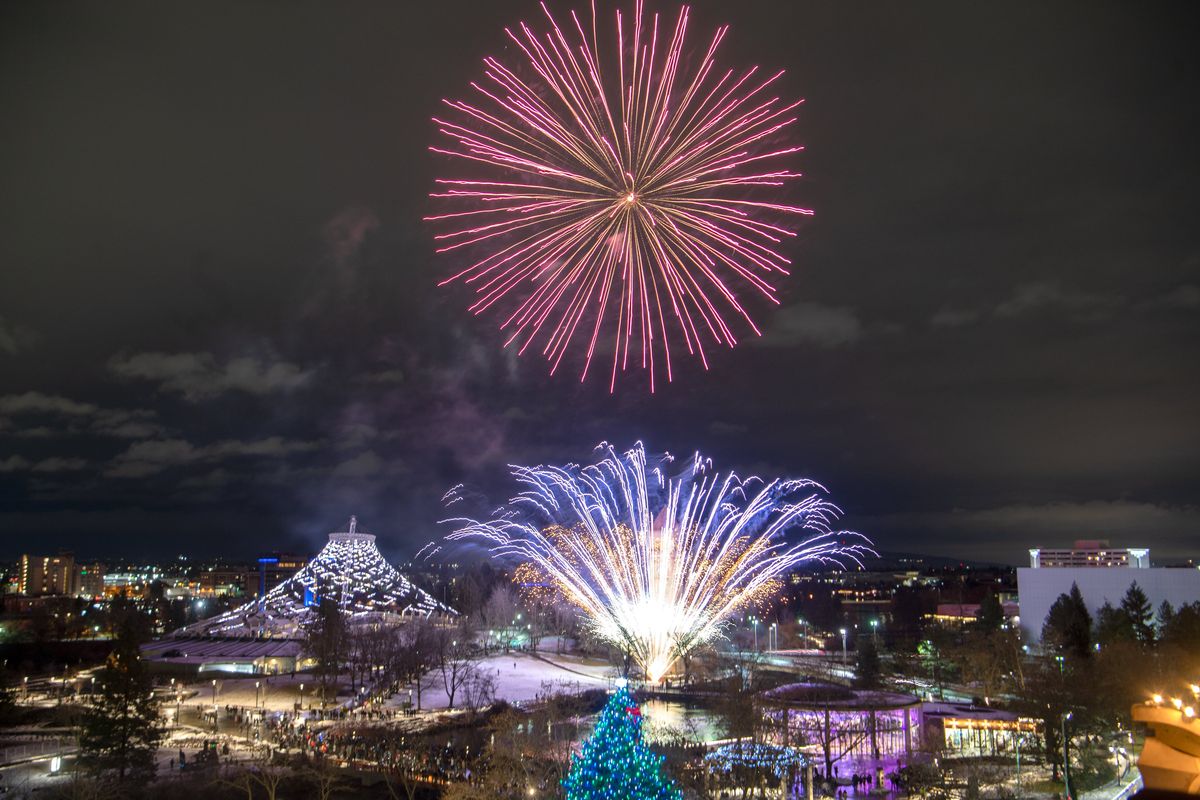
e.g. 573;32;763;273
1062;711;1074;800
839;628;848;664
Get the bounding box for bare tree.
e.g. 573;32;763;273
435;618;482;709
304;598;347;705
385;761;439;800
481;586;520;653
391;616;440;711
549;601;579;654
306;758;346;800
459;665;496;716
221;753;287;800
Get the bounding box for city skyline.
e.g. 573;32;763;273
1;0;1198;564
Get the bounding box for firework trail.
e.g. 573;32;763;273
444;442;872;682
427;1;810;391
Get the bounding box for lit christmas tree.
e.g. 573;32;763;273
563;683;682;800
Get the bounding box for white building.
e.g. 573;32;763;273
1027;539;1149;569
1017;544;1200;642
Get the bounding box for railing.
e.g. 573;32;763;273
0;737;74;766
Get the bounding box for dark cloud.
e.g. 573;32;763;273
760;302;863;348
860;501;1200;564
104;436;319;479
0;392;164;440
930;308;980;328
0;0;1197;563
0;455;87;473
0;456;31;473
1136;284;1200;312
0;392;96;417
0;315;36;355
993;282;1123;322
109;351;316;401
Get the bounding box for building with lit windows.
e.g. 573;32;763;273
19;552;75;596
75;562;106;599
920;702;1038;758
1017;542;1200;642
1028;540;1149;569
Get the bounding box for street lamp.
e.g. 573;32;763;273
1061;711;1074;800
299;683;305;710
769;622;778;651
839;628;848;664
870;619;879;645
211;678;217;705
255;680;261;709
750;616;759;651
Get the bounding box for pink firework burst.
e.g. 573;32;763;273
427;0;810;392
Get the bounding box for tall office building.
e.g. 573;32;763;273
19;552;76;596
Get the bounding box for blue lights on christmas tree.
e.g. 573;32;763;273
562;683;682;800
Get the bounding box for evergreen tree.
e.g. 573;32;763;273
1042;583;1092;659
1161;602;1200;651
855;638;882;689
1094;601;1133;646
78;616;163;783
1156;600;1175;634
1120;582;1155;645
563;685;681;800
975;590;1005;633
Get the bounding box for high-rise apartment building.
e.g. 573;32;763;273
76;562;107;598
1028;539;1149;569
19;552;76;596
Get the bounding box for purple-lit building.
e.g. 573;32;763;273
759;683;921;775
759;683;1043;778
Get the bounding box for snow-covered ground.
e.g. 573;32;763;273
172;650;620;715
394;651;619;710
177;674;310;713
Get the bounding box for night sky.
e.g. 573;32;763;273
1;1;1197;565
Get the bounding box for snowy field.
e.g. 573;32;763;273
391;651;619;710
174;650;620;714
